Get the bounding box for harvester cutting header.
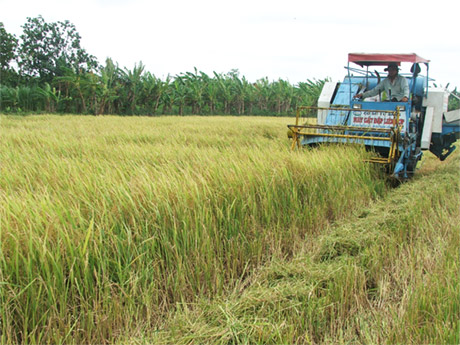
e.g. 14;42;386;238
288;53;460;180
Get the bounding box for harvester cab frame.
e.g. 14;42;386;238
288;53;460;181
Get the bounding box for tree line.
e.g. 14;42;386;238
2;17;458;115
0;17;326;116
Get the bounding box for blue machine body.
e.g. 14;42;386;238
295;53;460;180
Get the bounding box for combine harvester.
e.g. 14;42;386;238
288;53;460;181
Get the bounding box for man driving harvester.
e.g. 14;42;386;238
355;62;409;102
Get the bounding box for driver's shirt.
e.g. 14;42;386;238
363;75;409;101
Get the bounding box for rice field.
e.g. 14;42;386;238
146;148;459;345
1;115;456;344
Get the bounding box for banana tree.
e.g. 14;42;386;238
172;77;187;115
182;68;205;114
0;85;18;111
158;77;173;114
254;77;270;112
230;73;249;115
97;58;121;114
214;71;233;114
295;79;327;108
121;62;145;114
36;83;61;112
200;71;218;114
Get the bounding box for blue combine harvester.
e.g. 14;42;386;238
288;53;460;181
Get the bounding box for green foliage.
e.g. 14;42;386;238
1;62;328;115
0;22;17;69
0;22;19;86
448;88;460;111
17;15;98;84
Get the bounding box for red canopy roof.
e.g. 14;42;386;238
348;53;430;66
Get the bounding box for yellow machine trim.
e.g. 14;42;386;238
288;106;402;166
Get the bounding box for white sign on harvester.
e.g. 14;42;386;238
351;110;407;131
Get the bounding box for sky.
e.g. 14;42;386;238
2;0;459;88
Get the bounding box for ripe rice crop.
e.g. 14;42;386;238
0;115;387;343
147;148;459;345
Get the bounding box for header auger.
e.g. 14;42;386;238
289;53;460;181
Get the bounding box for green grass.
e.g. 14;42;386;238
2;113;446;344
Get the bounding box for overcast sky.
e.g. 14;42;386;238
2;0;459;88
